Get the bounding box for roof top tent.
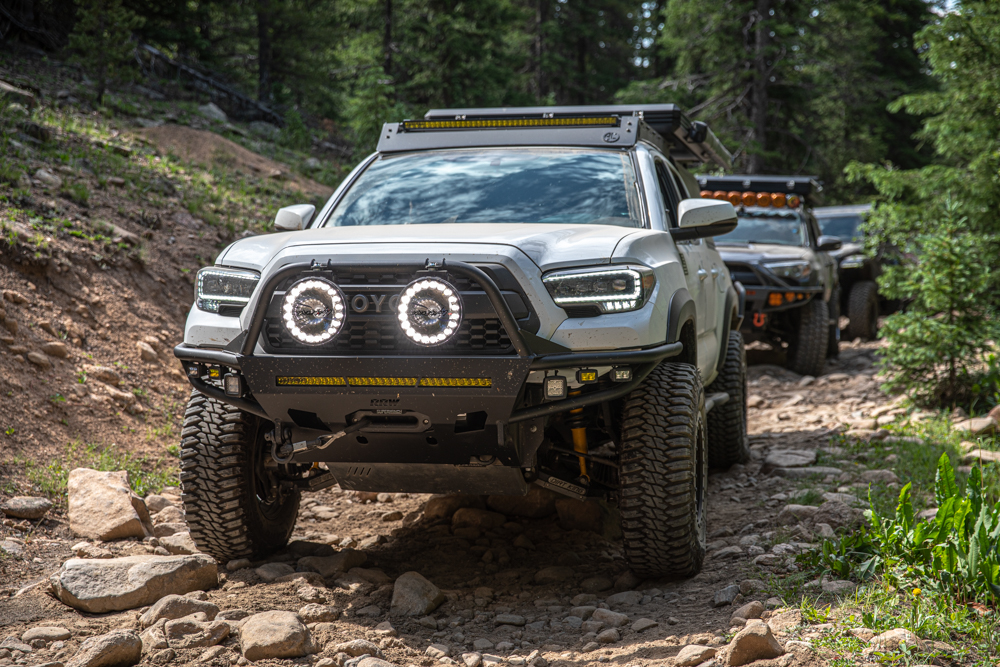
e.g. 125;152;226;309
375;104;732;170
696;174;824;208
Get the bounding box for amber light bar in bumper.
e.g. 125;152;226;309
276;376;493;388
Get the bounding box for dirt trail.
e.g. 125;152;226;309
0;342;886;667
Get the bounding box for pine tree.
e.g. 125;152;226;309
69;0;144;105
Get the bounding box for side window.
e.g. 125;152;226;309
654;161;680;228
667;165;689;200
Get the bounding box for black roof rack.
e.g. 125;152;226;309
375;104;732;169
696;174;823;207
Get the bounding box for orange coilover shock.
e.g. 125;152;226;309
567;390;589;484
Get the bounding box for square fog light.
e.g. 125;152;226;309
612;367;633;383
223;373;242;397
544;375;568;400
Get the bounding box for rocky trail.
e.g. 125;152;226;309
0;340;915;667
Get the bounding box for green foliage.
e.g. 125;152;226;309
17;440;176;500
280;109;312;150
68;0;145;104
848;2;1000;410
61;182;90;206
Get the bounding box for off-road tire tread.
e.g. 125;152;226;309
180;390;299;561
706;332;749;468
619;363;706;579
826;287;840;358
787;297;829;377
845;280;879;341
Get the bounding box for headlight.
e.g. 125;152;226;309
282;278;346;345
397;278;463;346
840;255;866;269
196;267;259;313
763;260;811;281
543;266;655;313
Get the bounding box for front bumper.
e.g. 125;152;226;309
723;261;823;332
175;259;682;467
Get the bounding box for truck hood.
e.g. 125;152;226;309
715;243;813;264
217;223;642;271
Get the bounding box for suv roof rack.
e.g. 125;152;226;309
696;174;823;207
375;104;732;169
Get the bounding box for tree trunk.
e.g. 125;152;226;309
747;0;770;174
257;0;273;103
96;6;107;105
384;0;392;77
534;0;544;102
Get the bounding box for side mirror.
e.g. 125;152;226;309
273;204;316;231
670;199;738;241
817;235;843;252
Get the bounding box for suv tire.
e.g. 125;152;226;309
826;287;841;358
845;280;879;341
786;297;829;377
619;362;707;579
706;331;749;469
180;390;299;561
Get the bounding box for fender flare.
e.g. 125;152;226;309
715;283;745;374
666;289;698;366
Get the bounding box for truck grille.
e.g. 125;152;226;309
260;264;530;356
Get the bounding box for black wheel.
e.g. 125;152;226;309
844;280;879;341
826;287;841;358
706;331;749;469
786;297;829;377
180;390;299;562
619;362;707;579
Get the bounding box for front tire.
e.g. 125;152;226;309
786;297;829;377
844;280;879;341
826;287;841;358
619;363;707;579
706;331;749;469
180;391;299;562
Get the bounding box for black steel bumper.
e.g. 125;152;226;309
174;259;683;432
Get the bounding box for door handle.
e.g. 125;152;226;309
710;266;720;278
697;268;708;281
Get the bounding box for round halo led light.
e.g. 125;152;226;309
281;278;346;345
396;278;463;346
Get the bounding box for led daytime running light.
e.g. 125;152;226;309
397;278;463;347
543;268;644;304
281;278;346;345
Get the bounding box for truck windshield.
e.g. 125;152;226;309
324;148;643;228
817;214;862;242
716;210;807;246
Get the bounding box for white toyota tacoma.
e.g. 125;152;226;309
174;104;748;579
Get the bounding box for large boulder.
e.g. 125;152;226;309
390;571;445;616
50;554;218;613
66;630;142;667
486;486;559;518
725;622;784;666
68;469;153;540
239;611;315;661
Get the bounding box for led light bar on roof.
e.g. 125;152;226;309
400;116;620;132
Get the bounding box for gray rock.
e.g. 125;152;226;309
771;466;843;479
605;590;642;607
164;617;229;649
713;584;741;607
389;571;445;616
590;608;628;627
357;659;397;667
297;549;367;578
151;506;184;525
462;652;483;667
198;103;228;122
731;600;764;622
579;576;612;593
739;579;766;595
765;597;783;609
255;562;295;582
333;639;383;657
140;619;169;652
217;609;250;621
1;539;24;557
613;570;641;592
297;604;339;623
423;494;483;520
631;618;657;632
860;469;900;484
226;558;251;572
569;606;596;620
150;648;175;664
0;496;52;519
711;546;744;559
426;644;450;658
152;523;186;538
727;622;784;666
675;645;715;667
596;629;619;644
822;579;857;595
140;594;219;628
869;628;923;651
776;504;819;525
239;611;314;661
67;469;153;541
452;508;506;531
812;500;864;530
65;630;142;667
144;495;177;514
50;555;218;613
494;614;525;627
764;450;817;468
22;627;72;644
158;533;199;555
